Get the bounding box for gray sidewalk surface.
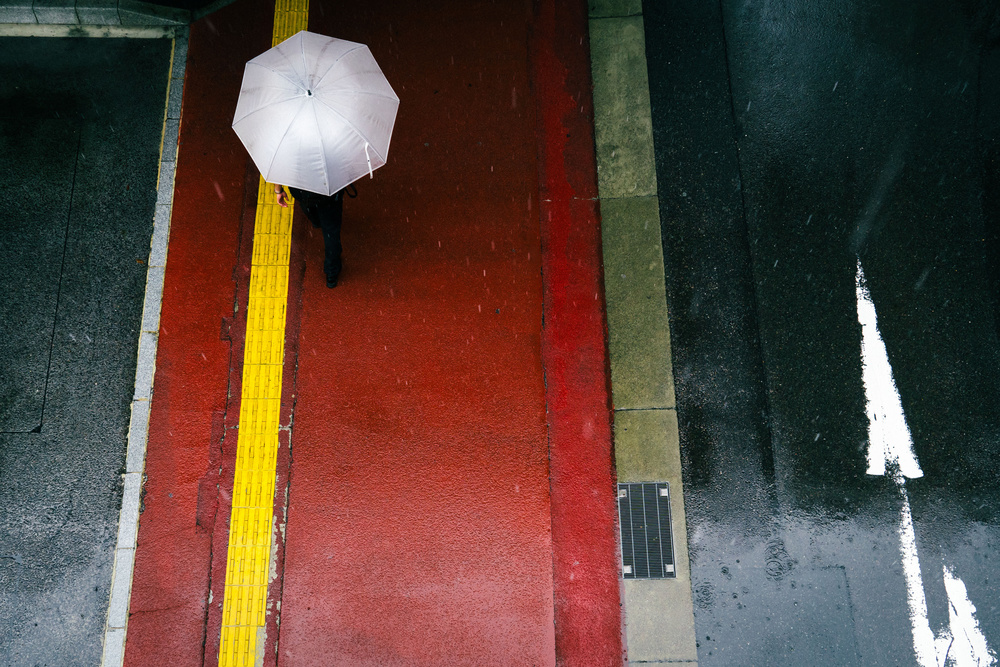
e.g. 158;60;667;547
0;36;171;665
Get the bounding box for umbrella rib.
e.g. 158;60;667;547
300;32;310;87
319;85;399;102
263;100;308;179
233;95;302;125
313;97;388;163
246;61;305;94
310;101;331;193
350;89;398;102
313;44;367;87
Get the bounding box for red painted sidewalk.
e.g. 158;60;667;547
127;1;622;665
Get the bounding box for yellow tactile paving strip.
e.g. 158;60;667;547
271;0;308;47
218;3;308;665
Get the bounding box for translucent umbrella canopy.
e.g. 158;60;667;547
233;31;399;196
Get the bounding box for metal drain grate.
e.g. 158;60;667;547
617;482;675;579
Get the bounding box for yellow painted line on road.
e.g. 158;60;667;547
218;2;307;665
155;38;174;191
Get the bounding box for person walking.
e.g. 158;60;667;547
274;184;345;288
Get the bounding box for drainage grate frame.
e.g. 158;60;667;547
617;482;676;579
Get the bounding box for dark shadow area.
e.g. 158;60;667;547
145;0;216;12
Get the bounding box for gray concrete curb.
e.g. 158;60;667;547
0;0;188;26
98;29;188;667
588;0;699;664
0;0;235;27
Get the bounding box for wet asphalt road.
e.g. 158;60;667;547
0;38;169;664
645;0;1000;664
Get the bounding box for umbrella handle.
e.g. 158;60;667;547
364;142;373;179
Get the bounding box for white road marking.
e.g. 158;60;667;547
857;258;996;667
894;473;946;666
855;258;923;479
942;564;996;667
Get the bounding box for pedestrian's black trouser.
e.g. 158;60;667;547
289;187;344;280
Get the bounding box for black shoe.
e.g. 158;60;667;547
326;273;338;288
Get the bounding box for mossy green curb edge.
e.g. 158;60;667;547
589;1;698;663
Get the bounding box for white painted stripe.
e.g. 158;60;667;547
100;30;188;667
898;501;998;667
894;475;942;667
942;564;997;667
857;257;995;666
855;258;923;479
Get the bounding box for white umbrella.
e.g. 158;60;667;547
233;30;399;196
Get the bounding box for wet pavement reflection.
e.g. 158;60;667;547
645;0;1000;663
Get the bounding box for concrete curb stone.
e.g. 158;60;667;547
590;14;657;199
0;0;190;26
602;195;675;410
589;0;699;663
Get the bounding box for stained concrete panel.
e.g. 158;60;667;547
601;195;675;409
615;407;680;483
590;15;657;199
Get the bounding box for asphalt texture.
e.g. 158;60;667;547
0;37;169;664
646;0;1000;664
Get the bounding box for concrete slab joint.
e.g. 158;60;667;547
32;0;78;25
118;0;190;25
587;0;642;20
75;0;118;25
0;0;37;23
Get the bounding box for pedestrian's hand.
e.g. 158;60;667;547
274;187;289;208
